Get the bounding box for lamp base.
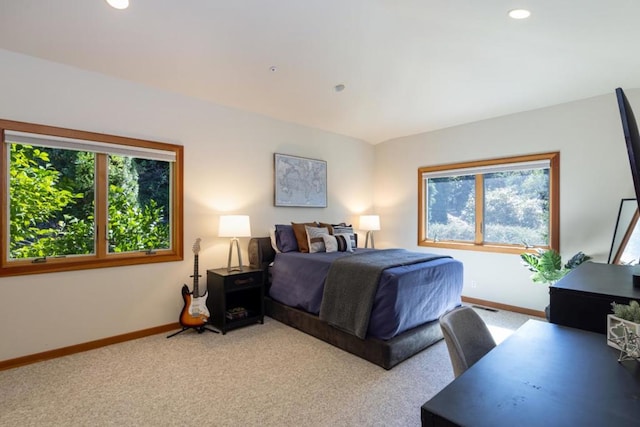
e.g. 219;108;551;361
364;231;375;249
227;238;244;272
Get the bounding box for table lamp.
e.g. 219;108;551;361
360;215;380;249
218;215;251;272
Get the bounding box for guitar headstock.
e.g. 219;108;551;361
192;238;202;255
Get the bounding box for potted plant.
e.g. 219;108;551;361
608;300;640;361
520;248;591;319
520;248;591;286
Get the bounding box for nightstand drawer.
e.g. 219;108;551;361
225;271;262;290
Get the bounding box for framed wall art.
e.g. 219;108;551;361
274;153;327;207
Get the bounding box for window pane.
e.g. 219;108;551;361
107;155;171;253
8;144;95;259
426;175;476;242
483;169;549;246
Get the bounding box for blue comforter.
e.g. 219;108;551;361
268;249;463;340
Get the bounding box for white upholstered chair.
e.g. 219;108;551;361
439;306;497;378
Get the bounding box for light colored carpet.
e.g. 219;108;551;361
0;307;542;426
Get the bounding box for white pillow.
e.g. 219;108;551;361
269;226;281;253
322;234;338;253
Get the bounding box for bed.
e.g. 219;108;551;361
248;236;463;369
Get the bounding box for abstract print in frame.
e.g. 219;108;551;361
274;153;327;207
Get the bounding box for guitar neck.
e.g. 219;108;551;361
193;254;199;295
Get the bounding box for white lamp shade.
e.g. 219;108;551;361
360;215;380;231
106;0;129;9
218;215;251;237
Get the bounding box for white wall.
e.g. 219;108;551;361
0;50;374;361
374;91;637;311
2;47;635;361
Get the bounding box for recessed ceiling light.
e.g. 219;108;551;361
334;84;346;92
269;66;278;72
105;0;129;10
508;9;531;19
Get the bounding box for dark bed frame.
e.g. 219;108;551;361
248;237;445;369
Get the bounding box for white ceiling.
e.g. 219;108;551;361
1;0;639;144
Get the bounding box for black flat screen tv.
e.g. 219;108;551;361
616;87;640;208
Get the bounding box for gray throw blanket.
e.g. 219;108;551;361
319;249;450;339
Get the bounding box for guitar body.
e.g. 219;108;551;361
179;284;210;328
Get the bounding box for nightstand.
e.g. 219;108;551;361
206;267;264;334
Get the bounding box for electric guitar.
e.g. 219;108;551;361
179;238;210;328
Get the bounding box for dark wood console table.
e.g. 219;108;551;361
421;320;640;426
549;262;640;333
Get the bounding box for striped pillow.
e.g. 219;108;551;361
305;226;330;253
323;234;352;253
332;225;357;249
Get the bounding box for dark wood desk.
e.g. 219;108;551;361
421;320;640;427
549;262;640;333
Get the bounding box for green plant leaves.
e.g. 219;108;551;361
612;300;640;323
520;248;591;285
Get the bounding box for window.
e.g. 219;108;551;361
418;152;559;254
1;119;183;276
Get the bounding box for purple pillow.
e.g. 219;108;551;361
275;224;298;252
